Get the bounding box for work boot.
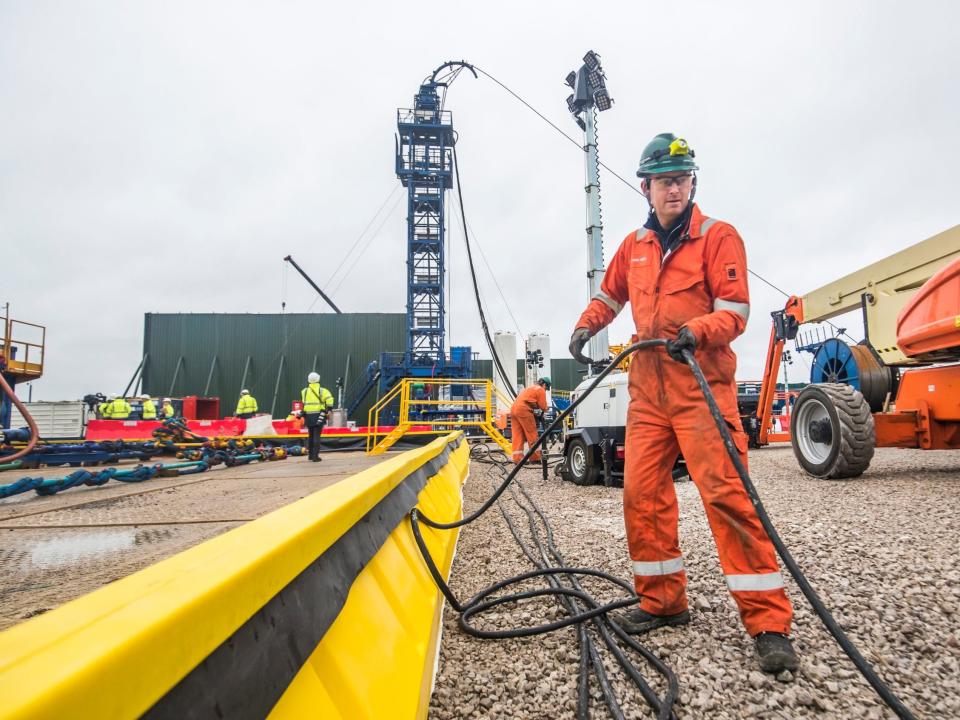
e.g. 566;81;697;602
612;607;690;634
755;632;799;673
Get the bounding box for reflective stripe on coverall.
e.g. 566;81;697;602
510;384;547;463
575;204;792;636
236;395;258;415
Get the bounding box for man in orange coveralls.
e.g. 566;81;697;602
568;134;797;673
510;377;551;463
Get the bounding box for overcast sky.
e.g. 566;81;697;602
3;1;958;401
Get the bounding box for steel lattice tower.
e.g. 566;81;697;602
380;62;476;392
396;83;452;364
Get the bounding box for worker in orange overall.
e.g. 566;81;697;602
509;377;551;463
568;133;797;673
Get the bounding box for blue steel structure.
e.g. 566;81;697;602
378;62;477;397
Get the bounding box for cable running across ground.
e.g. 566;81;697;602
411;341;917;720
474;443;679;718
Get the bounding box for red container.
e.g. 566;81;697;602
180;396;220;420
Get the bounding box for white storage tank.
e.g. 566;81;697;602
492;332;518;411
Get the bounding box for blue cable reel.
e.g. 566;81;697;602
809;338;895;411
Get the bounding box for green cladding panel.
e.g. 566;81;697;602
142;313;407;421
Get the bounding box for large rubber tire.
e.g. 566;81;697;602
564;438;601;486
791;383;875;479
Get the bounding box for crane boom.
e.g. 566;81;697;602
283;255;342;314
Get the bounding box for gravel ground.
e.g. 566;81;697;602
430;446;960;719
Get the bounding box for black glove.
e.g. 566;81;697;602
666;326;697;364
569;327;593;365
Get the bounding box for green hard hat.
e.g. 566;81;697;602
539;376;552;388
636;133;699;177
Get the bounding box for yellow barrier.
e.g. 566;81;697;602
0;432;469;719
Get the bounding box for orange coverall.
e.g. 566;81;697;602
575;204;792;636
510;384;547;463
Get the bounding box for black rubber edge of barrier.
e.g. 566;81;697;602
143;435;462;719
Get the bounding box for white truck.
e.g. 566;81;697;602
558;370;629;486
558;370;687;486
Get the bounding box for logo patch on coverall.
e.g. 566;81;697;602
725;263;738;281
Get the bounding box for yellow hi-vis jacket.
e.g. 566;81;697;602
104;398;132;419
142;400;157;420
236;395;258;415
300;383;334;413
162;402;175;418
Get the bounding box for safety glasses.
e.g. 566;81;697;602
651;174;693;189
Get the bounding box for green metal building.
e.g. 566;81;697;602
141;313;406;420
141;313;583;421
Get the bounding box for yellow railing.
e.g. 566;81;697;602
1;313;45;381
366;380;407;453
608;344;633;372
367;378;512;455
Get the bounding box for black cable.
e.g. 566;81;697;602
412;340;679;718
680;345;915;720
495;473;619;719
412;341;916;720
508;473;679;718
324;183;402;288
476;442;657;719
474;67;641;196
473;66;797;306
452;146;518;399
748;269;791;298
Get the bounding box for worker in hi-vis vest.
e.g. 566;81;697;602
300;372;334;462
103;394;132;420
235;389;258;419
161;398;176;419
570;133;795;674
140;395;157;420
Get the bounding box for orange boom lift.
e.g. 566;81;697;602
755;225;960;477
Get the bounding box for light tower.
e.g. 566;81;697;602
565;51;614;368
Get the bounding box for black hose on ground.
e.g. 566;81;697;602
681;347;916;720
411;340;917;720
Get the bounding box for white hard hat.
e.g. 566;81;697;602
308;372;320;383
107;393;118;400
163;397;171;403
140;394;150;400
241;389;250;395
